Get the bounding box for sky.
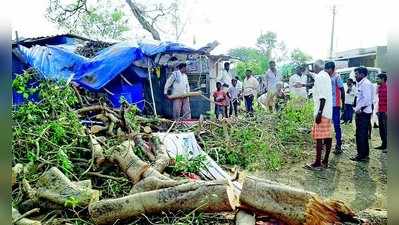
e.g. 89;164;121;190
9;0;394;59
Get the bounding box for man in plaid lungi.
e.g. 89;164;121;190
305;60;334;171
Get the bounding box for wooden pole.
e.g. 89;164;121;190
147;60;158;117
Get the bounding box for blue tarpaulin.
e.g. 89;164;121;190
18;42;145;90
138;41;203;56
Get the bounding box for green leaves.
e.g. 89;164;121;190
168;154;207;176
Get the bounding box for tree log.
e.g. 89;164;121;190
89;180;238;225
89;135;105;166
357;208;387;225
240;176;355;225
12;207;41;225
129;176;183;195
235;210;256;225
133;135;155;161
12;163;24;186
35;167;99;207
151;136;172;173
109;140;149;183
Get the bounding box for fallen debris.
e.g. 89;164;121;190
240;176;356;225
235;210;256;225
89;180;238;225
357;208;387;225
12;207;41;225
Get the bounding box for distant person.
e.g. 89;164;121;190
375;73;387;151
243;69;259;116
228;78;239;117
369;82;379;139
164;63;191;120
213;82;227;120
305;60;333;171
235;76;243;109
329;64;345;154
342;78;357;124
289;65;307;98
217;62;233;89
264;60;282;112
352;67;373;162
275;82;287;112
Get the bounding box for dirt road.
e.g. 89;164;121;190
253;123;387;212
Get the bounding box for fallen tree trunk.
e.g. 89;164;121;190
129;176;183;195
151;136;172;173
235;210;255;225
89;180;238;225
34;167;99;207
89;135;105;166
12;163;24;186
109;140;149;184
357;208;387;225
240;176;355;225
12;207;41;225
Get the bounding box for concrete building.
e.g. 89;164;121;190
333;46;387;71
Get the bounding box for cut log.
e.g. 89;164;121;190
143;126;152;134
12;207;41;225
109;140;149;184
12;163;24;186
168;91;202;100
35;167;99;207
89;180;238;225
235;210;256;225
357;208;387;225
129;176;183;195
151;136;172;173
89;135;105;166
73;180;92;189
240;176;355;225
133;135;155;161
90;125;108;134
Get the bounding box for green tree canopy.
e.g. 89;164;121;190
290;48;312;66
228;47;268;80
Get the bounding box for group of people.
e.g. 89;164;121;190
163;60;388;171
213;60;289;119
306;60;387;171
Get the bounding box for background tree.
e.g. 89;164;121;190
256;31;277;59
290;48;312;66
46;0;181;41
228;47;268;79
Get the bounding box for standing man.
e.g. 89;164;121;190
289;65;307;98
352;67;373;162
243;69;259;116
217;62;233;89
264;60;282;112
342;78;357;124
375;73;387;151
329;65;345;154
218;62;233;116
228;78;239;117
305;60;333;170
164;63;191;120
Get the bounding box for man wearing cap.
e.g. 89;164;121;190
164;63;191;120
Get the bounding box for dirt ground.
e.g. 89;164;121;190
252;122;387;212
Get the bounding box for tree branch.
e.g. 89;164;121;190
125;0;161;40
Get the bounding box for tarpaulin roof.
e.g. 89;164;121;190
138;41;205;56
15;39;209;90
17;42;145;90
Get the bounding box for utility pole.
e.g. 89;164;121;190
329;5;336;59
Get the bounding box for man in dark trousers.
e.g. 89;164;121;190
352;67;373;162
375;72;387;151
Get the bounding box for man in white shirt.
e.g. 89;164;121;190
164;63;191;120
264;60;282;112
217;62;233;88
305;60;333;171
342;78;357;124
352;67;373;162
289;65;307;98
243;69;259;116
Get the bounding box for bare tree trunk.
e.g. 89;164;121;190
125;0;161;40
89;180;238;225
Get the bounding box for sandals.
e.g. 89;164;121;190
304;164;323;171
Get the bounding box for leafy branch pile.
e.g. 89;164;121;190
11;70;235;225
